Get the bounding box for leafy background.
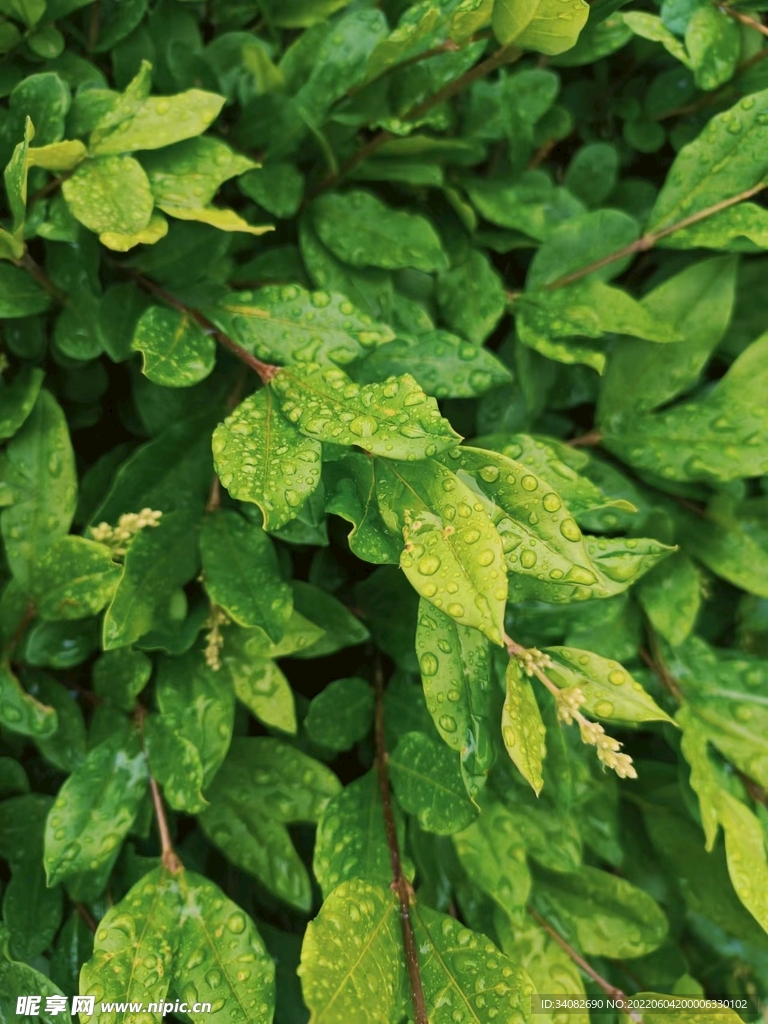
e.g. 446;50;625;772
1;0;768;1019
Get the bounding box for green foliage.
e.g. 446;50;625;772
2;0;768;1020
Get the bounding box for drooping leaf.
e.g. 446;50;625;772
502;656;546;795
453;798;532;915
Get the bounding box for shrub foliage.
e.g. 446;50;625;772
1;0;768;1019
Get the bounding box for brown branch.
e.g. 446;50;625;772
640;624;683;703
311;42;520;196
18;252;67;304
29;171;73;204
148;776;182;874
75;902;98;934
544;182;768;292
127;270;279;385
4;600;36;661
566;429;602;448
374;662;428;1024
718;3;768;37
527;907;640;1018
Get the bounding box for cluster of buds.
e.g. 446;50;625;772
578;718;637;779
516;646;554;678
91;508;162;556
203;606;229;670
555;686;585;725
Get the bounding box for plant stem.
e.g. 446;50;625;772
374;662;429;1024
75;902;98;933
640;623;683;703
527;907;639;1014
718;3;768;38
149;776;182;874
4;600;36;662
128;270;279;385
545;182;768;291
312;43;520;195
18;252;67;303
566;429;603;448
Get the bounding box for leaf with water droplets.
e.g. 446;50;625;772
350;329;511;399
376;457;506;644
30;536;121;621
412;903;535;1023
271;362;461;461
199;737;340;911
132;306;216;388
92;647;152;712
201;509;292;641
453;798;532;915
102;509;201;650
26;672;87;772
79;866;181;1023
141;136;256;209
89;87;226;156
0;389;77;591
323;453;402;564
637;551;701;648
43;729;148;887
604;331;768;483
678;704;721;850
62;155;154;239
502;657;546;795
436;250;507;345
389;729;477;834
175;871;276;1023
223;636;297;735
0;366;44;441
208;284;395;367
534;864;669;958
545;646;674;724
495;912;589;1024
648;88;768;234
213;388;322;531
415;599;496;798
439;446;608;604
704;789;768;935
313;771;410;898
312;190;448;272
144;712;208;814
0;660;57;737
155;649;234;788
305;677;374;751
298;879;405;1024
526;209;639;289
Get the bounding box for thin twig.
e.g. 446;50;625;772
528;907;640;1019
148;776;182;874
566;429;603;448
75;902;98;934
640;624;683;703
374;661;429;1024
545;182;768;291
718;3;768;38
18;252;67;303
126;270;279;384
29;171;73;204
4;600;36;661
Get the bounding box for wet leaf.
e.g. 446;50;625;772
62;155;154;238
132;306;216;388
304;676;374;751
31;536;121;620
389;729;478;834
502;657;546;795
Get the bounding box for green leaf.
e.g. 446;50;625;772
213;388;323;530
415;600;496;796
155;649;234;787
311;190;448;272
502;656;546;795
648;87;768;234
103;510;200;649
604;332;768;483
92;647;152;711
199;737;340;910
304;677;374;751
493;0;588;53
678;496;768;598
240;162;305;218
79;866;181;1022
466;171;585;241
706;789;768;934
0;366;44;440
90;88;226;156
527;208;639;288
27;672;87;771
0;390;77;591
27;139;87;170
144;713;207;814
271;362;461;460
62;155;154;239
141;136;255;210
351;329;512;399
30;536;121;620
323;453;402;564
636;551;701;647
132;305;216;388
2;116;33;258
4;854;63;959
454;798;531;915
619;994;745;1024
200;509;292;639
258;0;352;28
545;646;674;723
176;871;276;1023
623;12;692;64
1;925;72;1024
534;865;668;958
298;879;404;1023
685;5;739;91
436;250;506;344
291;580;370;657
208;284;394;366
376;457;507;644
389;729;477;834
223;632;297;734
598;256;738;425
43;730;148;887
313;771;407;898
412;904;534;1023
0;659;57;741
0;264;50;316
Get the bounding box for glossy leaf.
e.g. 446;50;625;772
62;155;154;240
389;729;477;834
323;453;402;564
502;657;546;795
90;87;226;156
0;660;58;737
132;305;216;388
31;536;121;620
305;676;374;751
454;798;532;914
